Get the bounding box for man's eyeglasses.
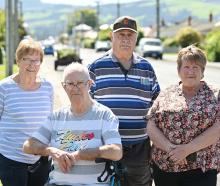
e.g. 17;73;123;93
22;57;41;66
61;81;88;89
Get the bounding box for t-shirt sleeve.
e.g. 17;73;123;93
102;109;121;145
0;85;4;117
88;63;96;96
146;93;160;121
217;89;220;120
32;115;53;145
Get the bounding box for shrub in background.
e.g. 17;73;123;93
204;28;220;62
176;27;202;48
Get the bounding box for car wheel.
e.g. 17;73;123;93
54;64;58;71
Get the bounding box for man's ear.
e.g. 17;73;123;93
87;79;94;88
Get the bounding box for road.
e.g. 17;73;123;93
40;48;220;185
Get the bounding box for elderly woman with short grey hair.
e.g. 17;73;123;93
147;45;220;186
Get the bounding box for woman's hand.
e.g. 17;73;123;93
165;143;176;153
168;144;190;163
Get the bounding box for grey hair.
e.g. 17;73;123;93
63;62;90;81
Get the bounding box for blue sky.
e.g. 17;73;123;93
41;0;141;6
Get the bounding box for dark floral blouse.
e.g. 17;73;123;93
147;81;220;172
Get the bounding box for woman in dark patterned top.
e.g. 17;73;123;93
146;45;220;186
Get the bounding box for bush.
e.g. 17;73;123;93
57;48;79;60
98;28;111;41
204;29;220;62
83;38;95;49
163;37;179;47
176;27;202;48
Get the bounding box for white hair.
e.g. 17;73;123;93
63;62;90;81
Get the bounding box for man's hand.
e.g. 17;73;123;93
48;147;74;173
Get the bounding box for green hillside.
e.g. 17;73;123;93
21;0;220;39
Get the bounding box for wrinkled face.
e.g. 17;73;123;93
62;71;90;103
17;52;41;75
178;60;203;88
111;29;137;56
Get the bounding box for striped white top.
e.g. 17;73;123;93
32;101;121;185
0;75;53;164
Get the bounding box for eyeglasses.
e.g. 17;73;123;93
22;57;41;66
61;81;88;89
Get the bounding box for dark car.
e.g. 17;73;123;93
44;45;54;55
54;48;82;70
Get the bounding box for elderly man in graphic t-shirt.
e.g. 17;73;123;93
23;63;122;186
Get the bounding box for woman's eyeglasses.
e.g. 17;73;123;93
22;58;41;66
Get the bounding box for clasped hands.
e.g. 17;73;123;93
49;147;80;173
166;143;191;165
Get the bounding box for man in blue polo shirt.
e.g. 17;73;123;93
89;16;160;186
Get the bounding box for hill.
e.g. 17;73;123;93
1;0;220;39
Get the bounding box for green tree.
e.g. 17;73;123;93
98;28;111;41
0;9;27;47
176;27;202;48
204;28;220;62
0;9;6;47
18;18;28;41
67;9;98;35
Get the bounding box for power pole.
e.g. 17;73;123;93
156;0;160;38
96;1;100;31
117;0;120;18
14;0;19;49
5;0;14;76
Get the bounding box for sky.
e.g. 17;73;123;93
41;0;142;6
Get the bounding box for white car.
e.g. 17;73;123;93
95;40;111;52
137;38;163;59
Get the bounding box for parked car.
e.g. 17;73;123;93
137;38;163;59
43;45;54;55
95;40;111;52
54;48;81;70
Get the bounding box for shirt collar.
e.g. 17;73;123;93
108;50;139;64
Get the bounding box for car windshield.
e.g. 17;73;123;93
145;41;161;46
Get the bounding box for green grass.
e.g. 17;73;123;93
0;64;18;80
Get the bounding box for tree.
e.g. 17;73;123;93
0;9;27;48
0;9;6;47
67;9;98;35
204;28;220;62
176;27;202;48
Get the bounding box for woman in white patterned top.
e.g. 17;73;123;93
0;38;53;186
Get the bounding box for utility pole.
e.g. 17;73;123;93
5;0;14;76
117;0;120;18
156;0;160;38
14;0;19;49
96;1;100;31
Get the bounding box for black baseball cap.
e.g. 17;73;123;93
113;16;137;33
